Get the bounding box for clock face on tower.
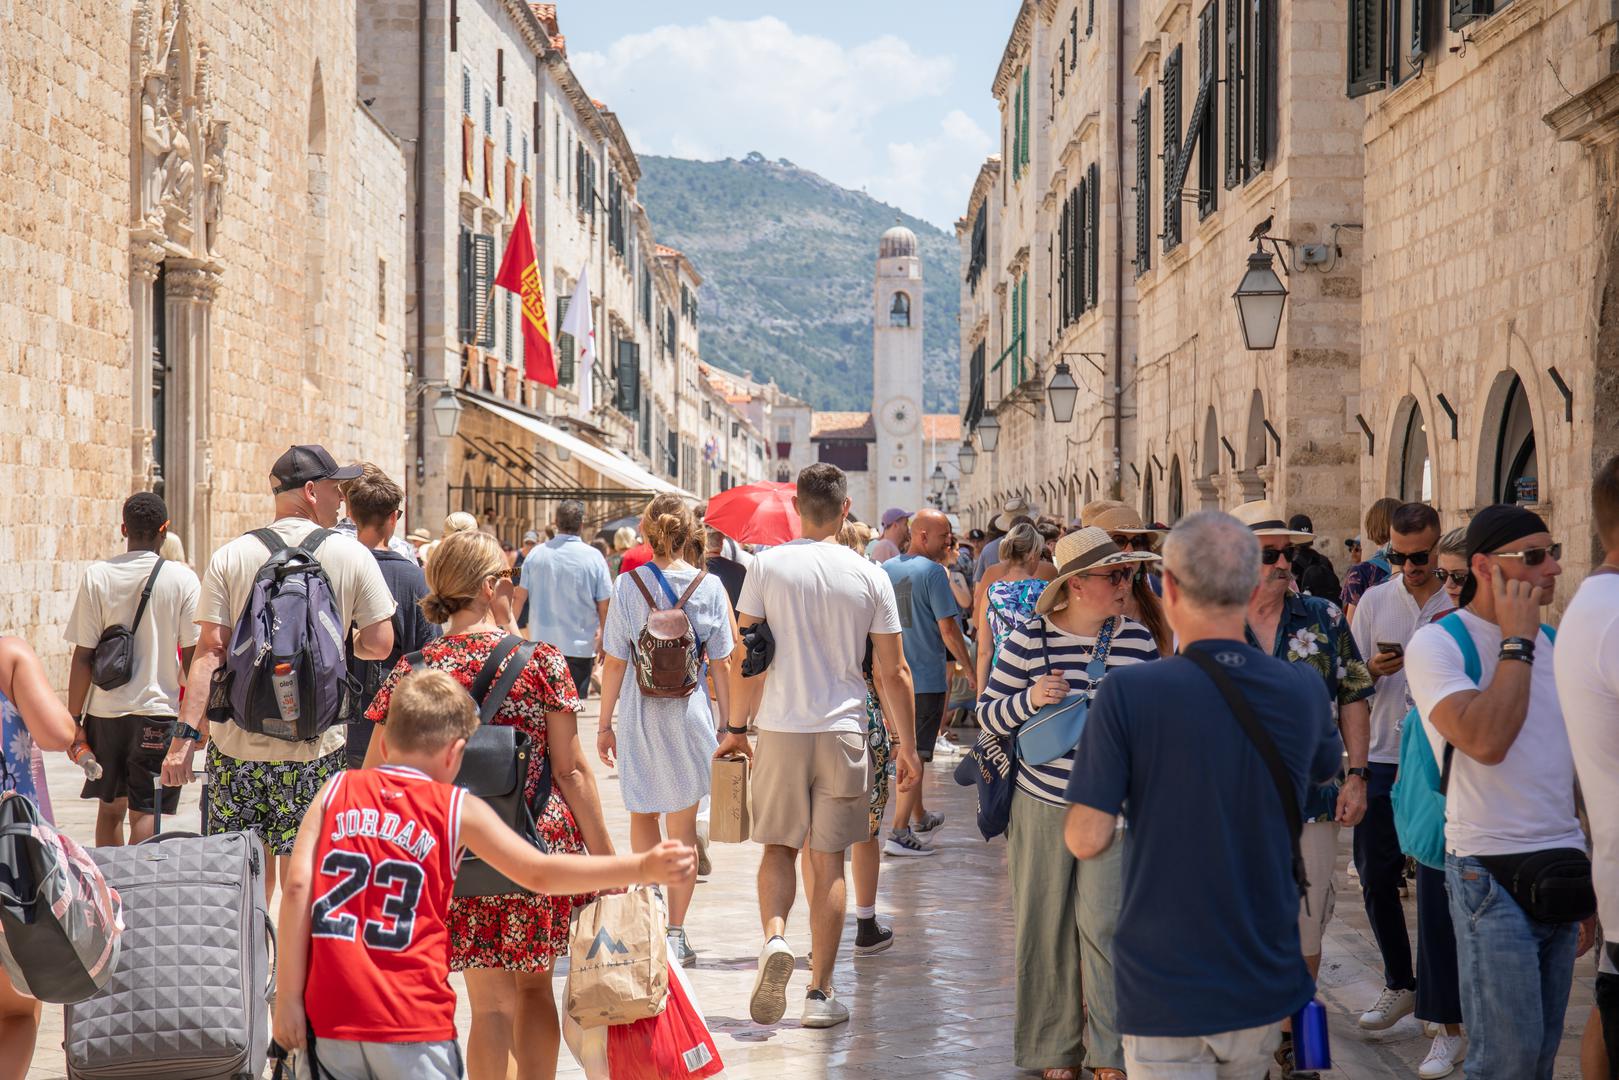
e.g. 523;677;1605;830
880;398;919;436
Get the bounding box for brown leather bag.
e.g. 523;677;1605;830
627;568;708;699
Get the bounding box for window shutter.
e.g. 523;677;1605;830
1020;274;1029;359
555;297;574;385
502;292;513;361
461;68;472;115
1198;3;1219;216
1134;88;1151;276
1075;177;1089;317
457;229;474;343
1248;0;1272;176
616;340;641;414
1058;197;1069;327
472;234;495;348
1058;42;1067;95
1450;0;1490;31
1070;9;1079;63
1012;85;1023;179
1411;0;1430;56
1022;67;1031;168
1224;0;1242;189
1086;162;1100;310
1348;0;1388;98
1086;0;1095;37
1161;46;1183;251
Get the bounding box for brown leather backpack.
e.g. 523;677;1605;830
627;568;708;699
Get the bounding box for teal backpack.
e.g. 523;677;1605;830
1391;613;1554;869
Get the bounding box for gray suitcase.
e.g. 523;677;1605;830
64;829;273;1080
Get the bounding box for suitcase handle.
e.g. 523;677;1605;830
263;908;278;1000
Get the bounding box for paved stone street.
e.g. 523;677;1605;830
26;708;1599;1078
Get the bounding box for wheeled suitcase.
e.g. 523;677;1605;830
64;825;273;1080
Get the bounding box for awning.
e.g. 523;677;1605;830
464;395;696;501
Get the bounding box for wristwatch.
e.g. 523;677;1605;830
1499;637;1536;664
1345;767;1370;781
173;722;203;743
724;724;749;736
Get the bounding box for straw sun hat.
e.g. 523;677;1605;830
1079;499;1165;538
1035;526;1160;615
1230;500;1315;543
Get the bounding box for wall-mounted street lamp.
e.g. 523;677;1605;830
1233;242;1288;351
931;463;947;497
976;412;1002;453
1046;360;1080;424
958;439;978;475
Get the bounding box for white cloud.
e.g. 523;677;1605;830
572;17;993;228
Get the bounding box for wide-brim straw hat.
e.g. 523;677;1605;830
1231;500;1315;543
405;530;431;545
1036;526;1160;614
992;495;1037;532
1080;499;1166;537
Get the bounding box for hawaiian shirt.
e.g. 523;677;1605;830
1340;547;1393;611
1247;592;1374;822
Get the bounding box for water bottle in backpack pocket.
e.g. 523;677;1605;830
209;528;359;742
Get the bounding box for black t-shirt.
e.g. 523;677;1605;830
349;548;441;711
705;555;749;611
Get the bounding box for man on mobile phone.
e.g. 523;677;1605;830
1347;503;1451;1042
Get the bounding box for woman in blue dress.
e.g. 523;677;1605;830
0;635;78;1080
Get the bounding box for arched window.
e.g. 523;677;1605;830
1495;375;1538;504
1168;457;1185;523
889;292;911;327
1399;402;1432;502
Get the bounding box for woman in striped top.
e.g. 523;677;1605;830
977;527;1161;1080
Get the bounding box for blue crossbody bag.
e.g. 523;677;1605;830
1016;616;1116;766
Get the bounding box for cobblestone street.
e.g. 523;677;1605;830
26;706;1600;1078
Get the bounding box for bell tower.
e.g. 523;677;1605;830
872;222;924;515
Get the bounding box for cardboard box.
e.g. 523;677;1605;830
709;754;750;843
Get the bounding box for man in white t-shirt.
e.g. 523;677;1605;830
1406;504;1588;1079
161;445;396;902
65;492;201;846
1556;455;1619;1068
717;463;920;1031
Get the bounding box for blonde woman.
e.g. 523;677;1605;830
363;530;610;1080
596;495;736;965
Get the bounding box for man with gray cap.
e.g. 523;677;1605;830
867;508;911;564
1406;504;1589;1079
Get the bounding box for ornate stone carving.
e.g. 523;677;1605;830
132;0;222;262
202;119;228;256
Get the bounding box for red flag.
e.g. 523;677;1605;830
493;201;557;386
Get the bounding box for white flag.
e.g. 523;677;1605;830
560;265;594;417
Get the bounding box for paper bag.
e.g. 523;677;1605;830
708;755;750;843
565;887;669;1029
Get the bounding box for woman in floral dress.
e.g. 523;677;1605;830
0;636;78;1080
364;530;613;1080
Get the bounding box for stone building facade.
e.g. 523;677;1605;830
1352;0;1619;577
3;0;406;680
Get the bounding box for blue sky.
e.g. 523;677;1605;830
564;2;1008;228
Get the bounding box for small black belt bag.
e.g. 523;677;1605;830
1476;848;1596;925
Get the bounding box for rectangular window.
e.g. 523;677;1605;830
816;440;869;472
554;117;562;185
967;200;987;293
1451;0;1502;32
457;229;494;347
505;116;513;157
1070;9;1079;63
1134;88;1151;276
1058;42;1067;96
461;68;472;115
502;292;513;362
483;91;492;136
1224;0;1276;182
615;340;641;414
555;295;574;385
521;133;528;175
1350;0;1434;97
377;259;387;325
1161;46;1182;251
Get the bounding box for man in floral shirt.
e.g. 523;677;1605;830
1233;501;1372;1080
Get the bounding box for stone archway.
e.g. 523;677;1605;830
1194;406;1222;510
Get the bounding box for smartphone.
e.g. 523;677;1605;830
1376;641;1404;658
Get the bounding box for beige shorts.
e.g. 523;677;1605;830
1298;821;1340;956
750;729;872;853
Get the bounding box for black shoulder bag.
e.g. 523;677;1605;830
401;635;550;897
1183;648;1312;910
90;557;166;691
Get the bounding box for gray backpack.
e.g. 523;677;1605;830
210;528;356;742
65;830;272;1080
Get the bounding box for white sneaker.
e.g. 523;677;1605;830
801;987;850;1028
1358;986;1415;1030
1419;1033;1467;1078
883;829;936;857
748;935;795;1025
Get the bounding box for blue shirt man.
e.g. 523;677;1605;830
882;552;960;695
515;503;611;700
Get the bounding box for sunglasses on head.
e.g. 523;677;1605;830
1387;549;1434;566
1493;543;1562;566
1260;545;1300;565
1080;567;1134;587
1109;533;1153;551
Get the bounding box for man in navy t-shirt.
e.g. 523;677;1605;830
1064;511;1343;1078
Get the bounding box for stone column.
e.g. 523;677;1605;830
129;237;166;493
164;260;219;561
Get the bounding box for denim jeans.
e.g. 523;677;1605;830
1446;853;1579;1079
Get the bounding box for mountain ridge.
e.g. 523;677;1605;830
635;152;961;414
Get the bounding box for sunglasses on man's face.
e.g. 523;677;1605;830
1080;567;1134;587
1493;543;1562;567
1387;548;1434;567
1260;545;1300;565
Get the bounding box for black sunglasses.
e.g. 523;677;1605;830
1432;569;1460;584
1494;543;1562;567
1260;545;1300;565
1109;534;1155;551
1080;567;1134;587
1387;549;1434;567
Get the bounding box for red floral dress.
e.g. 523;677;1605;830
366;631;594;972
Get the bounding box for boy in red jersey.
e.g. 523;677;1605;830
273;670;693;1078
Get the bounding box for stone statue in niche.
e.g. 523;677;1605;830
139;71;172;228
202;120;227;255
162;128;195;244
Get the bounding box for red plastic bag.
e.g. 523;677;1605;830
606;963;723;1079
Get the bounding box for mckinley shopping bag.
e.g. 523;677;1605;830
565;886;669;1028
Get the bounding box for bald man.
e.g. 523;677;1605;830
881;508;973;854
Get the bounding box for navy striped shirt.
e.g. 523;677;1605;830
977;615;1161;805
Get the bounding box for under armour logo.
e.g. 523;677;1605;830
586;929;628;961
1215;651;1246;667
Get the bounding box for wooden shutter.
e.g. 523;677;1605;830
1073;179;1086;320
1450;0;1490;31
616;340;641;414
1086;0;1095;37
1348;0;1388;98
472;234;495;348
1058;197;1070;326
457;229;474;343
1247;0;1271;176
1086;163;1100;311
555;296;574;385
1022;68;1031;168
1161;46;1182;251
1412;0;1430;56
1198;3;1219;216
1070;10;1078;66
1134;88;1151;276
1224;0;1242;189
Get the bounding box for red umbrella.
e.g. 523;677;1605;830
703;481;800;546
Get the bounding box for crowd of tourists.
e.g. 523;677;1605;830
3;442;1619;1080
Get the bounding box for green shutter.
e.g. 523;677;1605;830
1134;89;1151;276
1021;67;1031;167
457;229;474;343
1087;163;1100;310
1225;0;1242;189
1248;0;1271;176
1161;46;1183;251
472;234;495;349
1348;0;1388;98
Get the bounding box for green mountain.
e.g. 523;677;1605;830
636;152;960;413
